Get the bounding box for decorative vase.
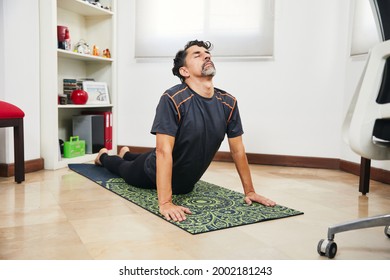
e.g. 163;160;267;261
71;89;88;105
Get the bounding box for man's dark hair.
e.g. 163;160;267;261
172;40;213;82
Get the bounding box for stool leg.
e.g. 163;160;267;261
13;119;25;183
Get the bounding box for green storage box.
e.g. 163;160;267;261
63;136;85;158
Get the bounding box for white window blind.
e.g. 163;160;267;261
135;0;275;58
351;0;380;56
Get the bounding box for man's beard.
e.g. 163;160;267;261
202;62;216;77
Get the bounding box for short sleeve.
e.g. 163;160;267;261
226;101;244;138
150;94;179;137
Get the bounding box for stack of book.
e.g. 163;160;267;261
63;79;78;104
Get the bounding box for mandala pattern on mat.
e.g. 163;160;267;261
102;177;303;234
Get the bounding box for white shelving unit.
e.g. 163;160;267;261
40;0;116;170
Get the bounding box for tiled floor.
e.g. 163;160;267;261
0;161;389;260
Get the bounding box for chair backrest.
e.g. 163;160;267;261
343;40;390;160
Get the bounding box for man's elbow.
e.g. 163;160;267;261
156;145;172;160
230;148;246;160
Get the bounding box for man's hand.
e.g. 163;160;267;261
244;191;276;207
159;202;192;222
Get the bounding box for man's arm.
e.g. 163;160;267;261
228;136;276;207
156;133;191;221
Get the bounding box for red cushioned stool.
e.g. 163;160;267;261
0;100;25;183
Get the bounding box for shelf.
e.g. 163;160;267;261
56;149;116;169
58;49;113;63
61;153;97;166
40;0;116;170
58;104;114;109
57;0;113;17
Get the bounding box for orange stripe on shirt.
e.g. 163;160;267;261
215;91;237;123
163;87;194;122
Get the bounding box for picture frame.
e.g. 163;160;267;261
82;81;110;105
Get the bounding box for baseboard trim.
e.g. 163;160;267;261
2;147;387;185
339;159;390;185
0;158;44;177
120;145;390;185
213;151;341;169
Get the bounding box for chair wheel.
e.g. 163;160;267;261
385;225;390;238
317;239;337;259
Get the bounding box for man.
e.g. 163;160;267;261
95;40;275;222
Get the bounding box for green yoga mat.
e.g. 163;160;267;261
68;163;303;234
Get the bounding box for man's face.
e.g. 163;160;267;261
182;45;216;79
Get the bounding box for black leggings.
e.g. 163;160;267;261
100;151;155;189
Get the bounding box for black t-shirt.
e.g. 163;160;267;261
145;83;243;194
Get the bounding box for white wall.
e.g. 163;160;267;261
0;0;6;161
116;0;353;159
0;0;40;163
0;0;4;94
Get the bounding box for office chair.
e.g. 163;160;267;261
317;39;390;259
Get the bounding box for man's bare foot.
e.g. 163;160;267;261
119;146;130;158
95;148;108;166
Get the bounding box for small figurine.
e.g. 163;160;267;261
103;49;111;58
92;45;99;56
